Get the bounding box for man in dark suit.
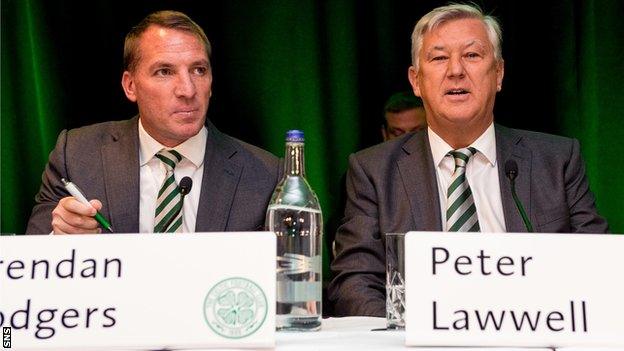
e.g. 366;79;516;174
26;11;279;234
329;4;609;317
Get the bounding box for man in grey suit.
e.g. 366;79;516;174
26;11;279;234
329;4;609;317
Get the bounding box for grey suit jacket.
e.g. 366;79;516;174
26;117;280;234
328;124;609;317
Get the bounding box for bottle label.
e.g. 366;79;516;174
276;281;321;302
277;253;321;275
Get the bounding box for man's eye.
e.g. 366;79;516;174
465;52;480;59
432;56;448;61
155;68;172;76
192;66;208;75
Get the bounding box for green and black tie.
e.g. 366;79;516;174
446;147;480;232
154;149;183;233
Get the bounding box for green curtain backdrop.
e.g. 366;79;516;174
2;0;62;234
553;0;624;234
1;0;622;242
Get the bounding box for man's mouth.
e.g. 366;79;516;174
445;88;470;96
173;108;198;115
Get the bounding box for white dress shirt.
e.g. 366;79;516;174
138;119;206;233
428;123;506;232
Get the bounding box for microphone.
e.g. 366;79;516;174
179;176;193;196
504;160;534;232
159;176;193;232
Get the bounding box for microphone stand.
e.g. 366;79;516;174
505;160;534;232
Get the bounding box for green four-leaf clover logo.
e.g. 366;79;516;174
216;291;255;325
204;277;268;339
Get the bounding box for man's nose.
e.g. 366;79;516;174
447;55;465;78
174;72;196;98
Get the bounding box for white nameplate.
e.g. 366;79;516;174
404;232;624;347
0;232;276;350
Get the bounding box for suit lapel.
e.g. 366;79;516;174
101;117;140;233
496;125;532;232
195;122;242;232
397;131;443;231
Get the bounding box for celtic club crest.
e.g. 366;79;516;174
203;277;268;339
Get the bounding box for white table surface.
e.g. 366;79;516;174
275;317;624;351
133;316;624;350
275;317;554;350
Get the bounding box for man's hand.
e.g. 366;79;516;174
51;197;103;234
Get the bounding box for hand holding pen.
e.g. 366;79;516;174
50;178;114;234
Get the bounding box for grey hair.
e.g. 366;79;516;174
410;3;502;72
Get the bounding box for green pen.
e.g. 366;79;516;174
61;178;114;233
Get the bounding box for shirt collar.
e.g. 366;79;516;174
427;122;497;167
138;118;207;168
428;127;454;167
471;122;497;167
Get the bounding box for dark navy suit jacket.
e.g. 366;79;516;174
329;125;609;317
26;116;280;234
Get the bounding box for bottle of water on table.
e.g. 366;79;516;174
266;130;322;331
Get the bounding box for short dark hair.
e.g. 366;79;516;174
384;92;424;113
123;10;211;72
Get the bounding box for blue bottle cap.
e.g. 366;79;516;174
286;130;305;142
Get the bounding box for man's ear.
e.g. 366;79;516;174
381;125;389;142
121;71;137;102
496;59;504;92
408;66;421;97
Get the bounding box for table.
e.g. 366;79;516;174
117;317;624;350
273;317;614;351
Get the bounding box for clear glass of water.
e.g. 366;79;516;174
385;232;405;329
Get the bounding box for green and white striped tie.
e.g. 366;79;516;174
446;147;480;232
154;149;183;233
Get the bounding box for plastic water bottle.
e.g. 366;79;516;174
266;130;323;331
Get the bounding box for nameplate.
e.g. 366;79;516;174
0;232;276;350
404;232;624;347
